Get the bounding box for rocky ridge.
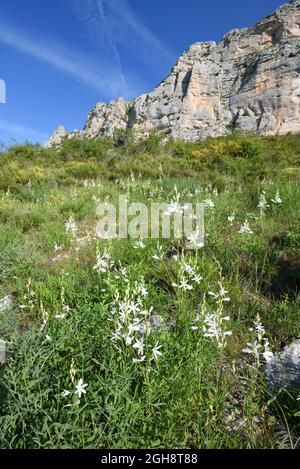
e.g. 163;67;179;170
46;0;300;147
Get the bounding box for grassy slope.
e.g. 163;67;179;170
0;131;300;448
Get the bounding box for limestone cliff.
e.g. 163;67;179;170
45;0;300;147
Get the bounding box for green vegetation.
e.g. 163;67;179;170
0;130;300;448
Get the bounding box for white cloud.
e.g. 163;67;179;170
74;0;175;73
82;0;127;88
0;118;47;142
102;0;175;63
0;23;135;99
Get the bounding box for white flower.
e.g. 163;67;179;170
54;244;62;252
55;314;66;319
152;243;165;260
75;379;88;399
93;248;114;273
152;342;162;361
61;390;71;397
228;214;235;224
133;239;146;249
125;335;133;346
239;220;253;235
186;231;204;248
65;216;78;236
45;335;52;342
192;274;203;284
182;264;194;276
137;282;148;298
208;285;230;302
203;198;215;208
172;278;193;291
271;191;282;205
133;356;146;364
203;313;232;349
133;338;145;356
258;192;269;213
243;341;261;362
164;202;184;216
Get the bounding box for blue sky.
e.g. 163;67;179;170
0;0;285;145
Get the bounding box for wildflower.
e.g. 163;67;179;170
228;214;235;225
64;400;81;408
262;339;274;362
125;334;133;346
93;248;114;273
54;244;62;252
203;198;215;208
65;216;78;236
243;341;262;362
186;231;204;249
208;284;230;302
271;191;282;205
137;282;148;298
249;319;265;342
75;379;88;399
152;342;162;361
133;239;146;249
242;315;273;365
133;356;146;364
133;338;145;356
258;191;269;216
45;335;52;342
164;202;184;216
192;274;203;284
54;314;66;319
203;313;232;349
258;192;268;210
239;220;253;235
172;278;193;291
152;243;165;260
183;264;196;276
61;390;71;397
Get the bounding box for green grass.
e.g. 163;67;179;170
0;131;300;448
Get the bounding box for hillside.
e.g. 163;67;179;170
0;132;300;448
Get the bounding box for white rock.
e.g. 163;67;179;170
265;339;300;391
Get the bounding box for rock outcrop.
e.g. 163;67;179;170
45;0;300;147
265;340;300;392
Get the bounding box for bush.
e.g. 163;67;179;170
233;137;263;158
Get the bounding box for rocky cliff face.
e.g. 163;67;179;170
45;0;300;147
